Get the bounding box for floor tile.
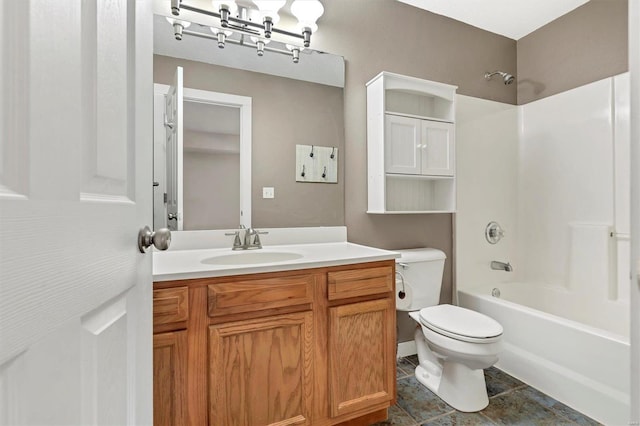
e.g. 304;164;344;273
405;354;419;366
396;376;454;423
481;388;575;425
518;386;602;425
420;411;496;425
371;404;418;426
484;367;524;397
485;367;524;389
393;357;595;426
397;357;416;379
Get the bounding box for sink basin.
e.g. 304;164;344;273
201;251;304;266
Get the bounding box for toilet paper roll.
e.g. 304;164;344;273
395;276;413;310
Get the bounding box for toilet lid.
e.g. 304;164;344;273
419;305;503;341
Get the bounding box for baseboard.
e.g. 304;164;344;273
397;340;417;358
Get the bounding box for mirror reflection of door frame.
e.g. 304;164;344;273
153;84;252;230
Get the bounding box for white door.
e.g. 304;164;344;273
421;120;455;176
0;0;153;424
384;114;422;175
164;67;184;231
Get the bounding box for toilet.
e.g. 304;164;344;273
395;248;503;412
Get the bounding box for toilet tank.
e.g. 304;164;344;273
395;248;446;311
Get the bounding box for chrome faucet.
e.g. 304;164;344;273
225;226;268;250
491;261;513;272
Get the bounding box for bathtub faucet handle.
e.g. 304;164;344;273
491;261;513;272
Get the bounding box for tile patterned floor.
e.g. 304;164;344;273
373;355;602;426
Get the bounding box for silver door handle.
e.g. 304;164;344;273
168;213;178;221
138;226;171;253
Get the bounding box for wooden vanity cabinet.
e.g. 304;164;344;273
152;260;396;426
152;287;189;426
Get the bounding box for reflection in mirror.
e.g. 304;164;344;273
154;83;252;231
183;102;240;230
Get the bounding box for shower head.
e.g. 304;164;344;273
485;71;515;85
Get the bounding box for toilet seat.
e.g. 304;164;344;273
419;305;503;343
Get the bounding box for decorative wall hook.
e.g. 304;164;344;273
295;144;337;183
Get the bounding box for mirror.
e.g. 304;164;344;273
152;11;345;231
153;71;253;231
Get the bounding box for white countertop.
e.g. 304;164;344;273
153;242;400;282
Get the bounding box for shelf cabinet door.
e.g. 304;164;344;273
421;120;455;176
153;330;188;426
209;312;313;426
384;114;422;175
328;299;395;418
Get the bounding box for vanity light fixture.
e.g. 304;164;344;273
168;0;324;63
166;17;191;41
212;27;233;48
250;36;270;56
286;44;301;63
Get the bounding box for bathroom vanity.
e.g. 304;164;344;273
152;235;399;425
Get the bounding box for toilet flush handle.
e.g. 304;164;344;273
397;262;409;269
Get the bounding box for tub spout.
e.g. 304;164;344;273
491;261;513;272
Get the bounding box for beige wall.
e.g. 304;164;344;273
154;56;345;228
183;151;240;230
517;0;628;104
310;0;517;305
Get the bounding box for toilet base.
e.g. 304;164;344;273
414;361;489;412
413;327;490;412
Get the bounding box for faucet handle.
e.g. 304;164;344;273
225;228;244;250
250;229;268;248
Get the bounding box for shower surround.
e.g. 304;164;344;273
455;73;630;425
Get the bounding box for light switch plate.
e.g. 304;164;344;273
262;187;275;199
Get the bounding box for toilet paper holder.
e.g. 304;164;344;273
396;271;407;299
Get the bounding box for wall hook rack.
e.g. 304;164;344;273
295;144;338;183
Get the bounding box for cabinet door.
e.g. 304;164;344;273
421;120;455;176
153;331;188;426
385;114;422;174
329;299;395;418
210;312;313;426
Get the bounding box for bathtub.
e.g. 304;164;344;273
458;283;630;425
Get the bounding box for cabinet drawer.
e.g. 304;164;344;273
327;266;393;301
153;287;189;326
208;274;314;318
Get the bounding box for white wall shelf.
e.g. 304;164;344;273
367;71;457;214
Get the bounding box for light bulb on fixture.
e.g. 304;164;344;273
211;27;233;48
171;0;181;16
166;17;191;40
286;44;302;63
250;36;270;56
211;0;238;27
291;0;324;47
252;0;285;38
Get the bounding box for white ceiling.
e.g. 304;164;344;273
184;101;240;135
397;0;590;40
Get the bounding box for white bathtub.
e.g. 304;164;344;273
458;283;630;425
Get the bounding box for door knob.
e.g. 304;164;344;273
138;226;171;253
168;213;178;221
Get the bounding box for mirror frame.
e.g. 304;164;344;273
154;83;252;230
